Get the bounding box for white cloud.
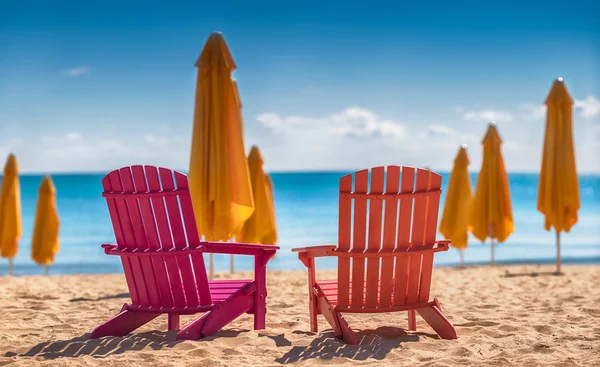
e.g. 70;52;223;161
575;96;600;118
60;66;91;77
144;134;169;145
461;109;513;122
259;106;406;139
520;103;546;121
0;133;190;173
65;132;83;142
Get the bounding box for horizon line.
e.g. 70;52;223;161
8;168;600;176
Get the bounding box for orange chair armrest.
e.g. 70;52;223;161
291;245;336;256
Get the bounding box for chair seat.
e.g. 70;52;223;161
316;279;427;311
316;279;383;306
209;279;254;303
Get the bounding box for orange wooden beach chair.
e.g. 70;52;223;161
292;166;457;344
90;165;278;340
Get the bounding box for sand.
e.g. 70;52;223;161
1;264;599;366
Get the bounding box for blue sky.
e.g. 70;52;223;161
1;0;599;173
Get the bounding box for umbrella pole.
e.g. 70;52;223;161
44;265;49;275
459;249;464;267
490;238;495;266
556;230;561;274
209;254;214;280
230;254;234;273
9;258;14;276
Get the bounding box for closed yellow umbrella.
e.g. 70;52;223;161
262;174;278;246
537;77;579;274
0;153;22;275
238;146;278;246
439;144;473;266
470;122;514;265
31;176;60;275
188;32;254;278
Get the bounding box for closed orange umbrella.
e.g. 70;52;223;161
31;176;60;275
188;32;254;278
238;146;278;246
470;122;514;265
439;144;473;266
0;153;22;275
537;77;580;274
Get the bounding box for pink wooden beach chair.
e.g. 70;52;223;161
292;166;457;344
90;165;278;340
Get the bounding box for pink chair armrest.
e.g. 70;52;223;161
202;241;279;256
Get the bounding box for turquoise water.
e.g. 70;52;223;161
1;171;599;275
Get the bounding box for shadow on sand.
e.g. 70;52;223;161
69;293;130;302
7;329;250;360
502;271;562;278
276;327;435;364
7;331;180;359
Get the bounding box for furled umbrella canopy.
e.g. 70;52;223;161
31;176;60;273
238;146;278;246
537;77;579;273
0;153;22;275
188;32;254;242
439;144;473;265
470;123;514;264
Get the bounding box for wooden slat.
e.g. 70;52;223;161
102;173;139;304
159;168;199;308
351;169;369;308
418;172;442;302
406;168;430;304
132;165;173;308
336;174;353;308
108;169;149;305
365;167;384;308
393;166;415;306
379;165;400;308
145;167;186;307
174;171;211;306
120;167;161;307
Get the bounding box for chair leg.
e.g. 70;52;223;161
168;314;180;331
254;257;267;330
416;298;457;340
317;295;357;344
177;285;255;341
408;309;417;331
309;290;318;333
90;304;160;339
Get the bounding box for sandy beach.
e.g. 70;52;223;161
1;264;599;366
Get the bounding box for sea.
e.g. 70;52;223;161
1;171;599;276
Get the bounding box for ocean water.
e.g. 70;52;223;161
1;171;599;275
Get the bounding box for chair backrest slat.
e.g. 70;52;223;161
379;165;400;308
336;175;353;308
158;168;200;308
144;166;187;307
174;172;211;305
131;165;174;308
418;172;442;302
102;165;212;309
365;167;385;308
106;170;151;305
406;168;430;304
393;167;415;305
119;166;161;307
337;166;443;311
350;170;369;308
102;172;141;305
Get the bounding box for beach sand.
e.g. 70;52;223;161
1;264;599;366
